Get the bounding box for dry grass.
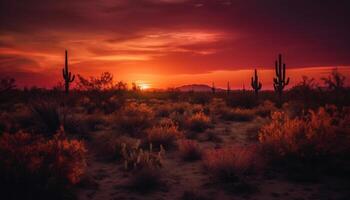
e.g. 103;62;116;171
203;146;259;183
146;118;184;149
186;112;211;132
178;139;202;161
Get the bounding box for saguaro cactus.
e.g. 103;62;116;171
211;82;216;94
62;50;75;94
227;81;230;95
251;69;262;96
273;54;289;104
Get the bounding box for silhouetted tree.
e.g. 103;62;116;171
76;72;114;91
321;68;346;92
0;77;16;93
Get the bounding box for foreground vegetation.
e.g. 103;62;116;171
0;69;349;200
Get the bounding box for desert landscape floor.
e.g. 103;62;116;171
77;119;346;200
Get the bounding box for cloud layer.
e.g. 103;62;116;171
0;0;349;87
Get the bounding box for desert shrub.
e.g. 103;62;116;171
254;100;276;117
155;104;172;117
62;113;89;136
189;93;211;105
154;102;195;118
259;106;350;159
178;139;202;161
191;104;205;114
113;102;154;136
30;100;62;135
169;111;187;130
208;98;227;115
122;142;165;193
186;112;211;132
203;146;259;183
226;93;258;109
93;133;139;161
205;131;223;143
0;112;11;134
0;131;87;199
145;118;184;149
122;143;165;171
172;102;192;114
221;108;255;121
8;107;37;132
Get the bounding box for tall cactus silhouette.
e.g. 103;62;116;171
62;50;75;94
273;54;289;104
211;82;216;94
251;69;262;96
227;81;230;95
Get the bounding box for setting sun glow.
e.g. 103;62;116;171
138;82;151;90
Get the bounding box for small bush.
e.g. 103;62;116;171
178;139;202;161
93;133;139;161
114;103;154;136
186;112;211;132
146;119;184;149
122;143;165;171
0;131;87;199
123;144;166;193
254;100;276;117
203;146;259;183
30;100;62;135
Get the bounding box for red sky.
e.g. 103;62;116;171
0;0;350;89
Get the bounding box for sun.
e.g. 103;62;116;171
138;82;151;90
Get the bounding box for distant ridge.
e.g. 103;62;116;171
176;84;225;92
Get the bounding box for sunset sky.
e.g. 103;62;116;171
1;0;350;89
